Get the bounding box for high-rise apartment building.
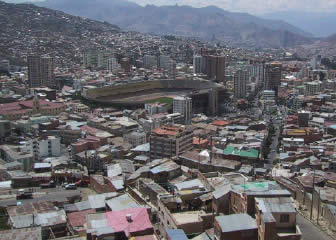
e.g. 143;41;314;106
205;55;225;82
208;89;218;116
305;81;321;96
107;58;119;72
83;50;114;70
158;55;170;70
264;62;282;91
28;55;41;88
193;55;203;74
121;57;131;73
144;55;157;69
234;69;249;99
206;55;217;80
150;124;193;159
98;51;114;69
173;96;192;125
28;55;55;88
168;60;176;80
83;50;98;68
216;56;226;83
40;56;55;88
250;63;264;87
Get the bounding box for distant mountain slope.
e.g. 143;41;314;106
0;0;119;65
37;0;314;48
261;11;336;38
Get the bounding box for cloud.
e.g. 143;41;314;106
127;0;336;14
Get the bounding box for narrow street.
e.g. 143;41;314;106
297;215;333;240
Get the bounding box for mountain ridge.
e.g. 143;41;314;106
36;0;314;48
261;11;336;37
0;0;120;65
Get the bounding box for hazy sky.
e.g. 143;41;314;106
4;0;336;14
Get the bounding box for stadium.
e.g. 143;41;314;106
82;79;227;114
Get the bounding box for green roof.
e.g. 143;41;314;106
223;146;259;159
233;181;278;192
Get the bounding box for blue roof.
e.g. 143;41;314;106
166;228;188;240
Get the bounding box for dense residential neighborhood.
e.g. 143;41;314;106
1;0;336;240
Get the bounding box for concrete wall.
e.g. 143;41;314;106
323;205;336;231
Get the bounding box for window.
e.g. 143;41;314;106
233;197;238;208
280;214;289;223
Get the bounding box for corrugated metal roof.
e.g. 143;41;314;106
0;180;11;188
7;201;56;217
10;214;34;228
105;194;139;211
174;179;203;191
64;203;78;213
35;210;67;227
68;209;96;228
88;193;117;209
107;164;122;177
256;197;296;213
111;179;125;191
216;214;257;233
150;160;180;174
34;163;51;169
0;227;42;240
131;143;150;152
87;213;108;229
213;185;231;199
166;228;188;240
75;200;92;211
105;207;153;237
262;212;276;223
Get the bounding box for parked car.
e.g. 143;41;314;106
16;189;33;199
75;179;89;187
65;184;77;190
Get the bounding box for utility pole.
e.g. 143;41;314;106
210;136;213;164
317;188;321;225
198;134;201;171
310;169;316;221
170;139;172;159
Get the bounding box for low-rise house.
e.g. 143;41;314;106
86;207;154;239
165;228;188;240
67;209;96;236
6;202;68;238
230;181;292;216
105;194;140;211
0;227;42;240
214;214;258;240
255;197;301;240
